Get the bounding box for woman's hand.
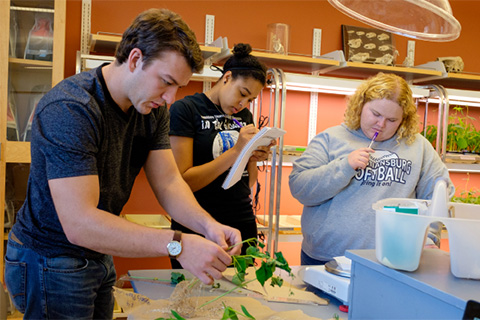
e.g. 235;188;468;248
348;147;374;170
249;140;276;162
234;124;258;151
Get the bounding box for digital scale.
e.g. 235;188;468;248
302;258;351;305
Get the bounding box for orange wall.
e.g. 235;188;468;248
63;1;480;269
65;1;480;76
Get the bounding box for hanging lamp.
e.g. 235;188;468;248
328;0;461;41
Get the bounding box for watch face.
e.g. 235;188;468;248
167;241;182;256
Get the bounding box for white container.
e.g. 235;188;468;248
374;199;480;279
443;203;480;279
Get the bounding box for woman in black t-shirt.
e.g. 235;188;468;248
169;43;272;268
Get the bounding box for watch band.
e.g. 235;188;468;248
172;230;182;242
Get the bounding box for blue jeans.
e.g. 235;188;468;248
5;233;116;319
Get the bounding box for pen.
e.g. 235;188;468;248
232;118;243;128
368;131;378;149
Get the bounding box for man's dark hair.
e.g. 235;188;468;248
115;8;204;73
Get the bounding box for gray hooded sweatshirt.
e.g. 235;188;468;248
289;123;453;261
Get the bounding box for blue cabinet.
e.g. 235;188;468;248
346;249;479;319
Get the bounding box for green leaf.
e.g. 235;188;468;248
246;246;260;256
274;251;292;273
270;275;284;287
244;256;254;267
256;261;273;286
171;310;186;320
221;306;239;320
457;137;468;150
170;272;186;285
232;272;245;286
241;305;256;319
234;256;248;273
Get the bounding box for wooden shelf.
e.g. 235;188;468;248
89;33;222;60
219;50;480;91
326;61;443;83
250;51;340;74
11;0;54;10
89;33;122;53
445;162;480;173
88;33;480;90
5;141;31;163
9;57;53;70
415;72;480;90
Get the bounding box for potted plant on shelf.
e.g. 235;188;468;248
451;173;480;205
422;105;480;163
422;124;437;148
446;106;480;154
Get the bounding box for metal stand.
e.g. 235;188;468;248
265;68;286;254
422;85;449;161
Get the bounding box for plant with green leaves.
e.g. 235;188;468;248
451;173;480;205
153;238;293;320
230;238;292;287
155;303;254;320
447;106;479;153
196;237;293;309
452;189;480;205
421;124;437;148
421;105;480;154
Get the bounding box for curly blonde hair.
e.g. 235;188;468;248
344;73;419;145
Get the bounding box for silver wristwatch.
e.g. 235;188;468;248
167;230;182;259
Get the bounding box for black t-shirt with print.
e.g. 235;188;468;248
169;93;257;241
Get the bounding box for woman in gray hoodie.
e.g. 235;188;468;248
289;72;453;265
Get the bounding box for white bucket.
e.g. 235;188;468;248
374;199;480;279
443;203;480;279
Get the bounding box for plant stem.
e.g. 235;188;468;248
226;237;258;251
127;276;170;282
198;279;257;309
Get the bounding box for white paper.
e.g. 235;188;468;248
222;127;286;189
334;256;352;272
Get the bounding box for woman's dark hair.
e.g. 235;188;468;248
115;8;204;73
223;43;267;85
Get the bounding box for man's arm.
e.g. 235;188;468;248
144;149;241;246
143;149;243;280
49;174;172;258
48;149;241;284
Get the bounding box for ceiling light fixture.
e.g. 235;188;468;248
328;0;461;42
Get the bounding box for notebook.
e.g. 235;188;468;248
222;127;286;190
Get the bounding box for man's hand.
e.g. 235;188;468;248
203;222;242;256
348;147;374;170
177;233;234;284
